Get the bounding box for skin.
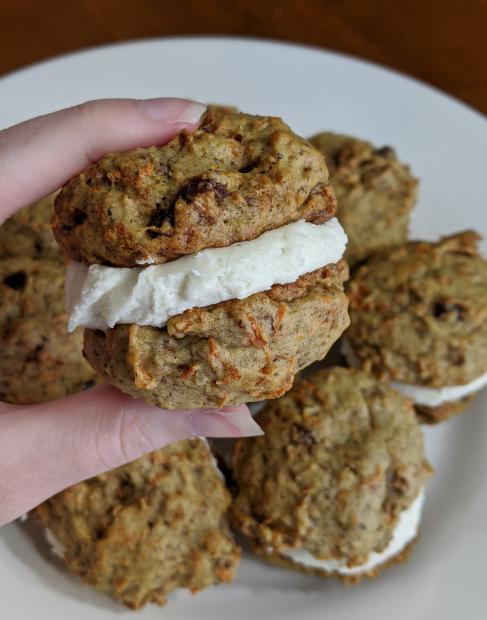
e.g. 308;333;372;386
0;98;262;527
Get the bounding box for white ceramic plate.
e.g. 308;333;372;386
1;37;486;620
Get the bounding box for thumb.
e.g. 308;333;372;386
0;385;261;526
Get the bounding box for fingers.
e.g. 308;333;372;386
0;97;206;223
0;385;261;526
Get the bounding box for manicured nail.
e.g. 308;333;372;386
139;97;206;124
189;409;263;438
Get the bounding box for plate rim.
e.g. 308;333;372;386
0;34;485;125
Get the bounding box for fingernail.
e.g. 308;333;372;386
139;97;206;124
189;409;263;438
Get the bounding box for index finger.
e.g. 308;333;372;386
0;97;206;223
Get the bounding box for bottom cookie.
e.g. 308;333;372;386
258;536;418;584
84;263;349;409
415;394;475;424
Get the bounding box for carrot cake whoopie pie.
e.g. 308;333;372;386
35;439;240;609
231;367;431;580
344;231;487;423
310;132;417;267
54;108;350;409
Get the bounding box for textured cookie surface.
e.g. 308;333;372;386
347;231;487;387
35;439;240;609
231;367;430;569
0;257;98;403
0;193;60;261
84;261;350;409
310;132;417;266
53;109;336;267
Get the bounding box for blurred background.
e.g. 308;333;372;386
0;0;486;114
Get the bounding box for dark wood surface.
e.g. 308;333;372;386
1;0;486;114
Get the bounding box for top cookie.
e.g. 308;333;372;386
347;231;487;386
53;109;336;267
310;132;417;266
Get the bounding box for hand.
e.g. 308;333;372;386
0;98;262;526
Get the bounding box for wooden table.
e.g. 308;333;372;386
1;0;486;114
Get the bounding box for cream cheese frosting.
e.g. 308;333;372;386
342;339;487;407
66;218;347;332
282;490;425;576
45;528;65;559
389;372;487;407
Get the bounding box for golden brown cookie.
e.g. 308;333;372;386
34;439;240;609
53;110;336;267
345;231;487;421
231;367;431;580
0;257;98;404
310;132;417;266
0;193;60;261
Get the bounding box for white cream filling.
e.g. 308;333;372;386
199;437;224;481
66;218;347;332
342;338;487;407
340;337;362;370
282;490;425;576
389;372;487;407
45;528;66;559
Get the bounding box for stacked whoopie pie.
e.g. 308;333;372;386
344;231;487;422
231;367;432;581
28;107;353;610
35;438;240;609
53;107;350;410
